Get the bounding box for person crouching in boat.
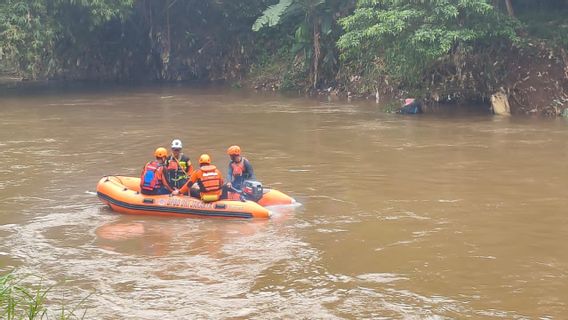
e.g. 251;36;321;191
225;145;256;191
172;154;224;202
165;139;194;189
140;147;172;195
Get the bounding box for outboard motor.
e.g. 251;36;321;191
242;180;263;202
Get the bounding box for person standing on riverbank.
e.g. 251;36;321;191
165;139;193;189
140;147;172;195
226;145;256;191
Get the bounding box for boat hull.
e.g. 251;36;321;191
227;188;296;207
97;176;271;219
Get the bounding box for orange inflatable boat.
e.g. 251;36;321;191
96;176;296;219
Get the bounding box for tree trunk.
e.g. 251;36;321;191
504;0;515;17
161;0;171;79
312;18;320;89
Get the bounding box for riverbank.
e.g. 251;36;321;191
2;36;566;118
2;1;566;117
243;40;568;117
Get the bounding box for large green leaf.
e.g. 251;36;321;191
252;0;295;31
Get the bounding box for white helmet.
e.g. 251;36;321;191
171;139;183;149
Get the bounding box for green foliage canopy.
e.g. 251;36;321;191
252;0;296;31
0;1;53;78
337;0;520;84
252;0;350;89
0;0;134;79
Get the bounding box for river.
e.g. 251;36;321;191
1;83;567;319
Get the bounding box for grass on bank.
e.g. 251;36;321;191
0;272;89;320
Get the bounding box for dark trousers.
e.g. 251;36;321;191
141;186;170;195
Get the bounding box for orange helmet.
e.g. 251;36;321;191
199;154;211;165
154;147;168;158
227;145;241;156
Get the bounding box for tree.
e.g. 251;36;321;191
0;1;54;78
0;0;134;79
504;0;515;17
337;0;519;86
253;0;353;89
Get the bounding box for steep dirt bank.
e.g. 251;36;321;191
414;41;568;116
501;43;568;115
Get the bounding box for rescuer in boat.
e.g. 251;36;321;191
172;154;224;202
140;147;172;195
225;145;256;191
165;139;193;189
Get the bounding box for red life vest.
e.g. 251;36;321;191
231;160;245;177
198;165;222;193
166;155;190;173
166;159;180;171
140;161;163;191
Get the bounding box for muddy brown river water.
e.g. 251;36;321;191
1;83;567;319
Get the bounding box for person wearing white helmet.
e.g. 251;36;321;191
165;139;193;189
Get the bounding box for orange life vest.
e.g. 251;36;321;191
140;161;164;191
194;165;222;202
197;165;222;193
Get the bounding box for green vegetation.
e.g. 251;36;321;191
0;271;88;320
1;0;267;81
519;9;568;49
0;0;134;79
0;1;55;79
1;0;567;111
252;0;352;89
337;0;519;86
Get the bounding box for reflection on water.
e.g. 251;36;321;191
95;218;172;256
93;212;294;258
0;84;567;318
